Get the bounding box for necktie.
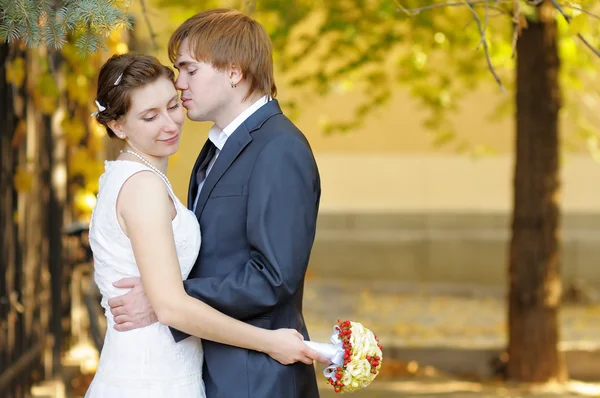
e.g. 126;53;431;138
196;143;217;186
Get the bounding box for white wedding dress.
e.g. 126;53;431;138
85;160;206;398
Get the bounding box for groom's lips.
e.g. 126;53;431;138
181;98;192;106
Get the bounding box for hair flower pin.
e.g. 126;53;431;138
91;100;107;117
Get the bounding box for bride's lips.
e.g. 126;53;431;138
160;134;180;145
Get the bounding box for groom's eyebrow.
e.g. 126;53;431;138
174;60;192;70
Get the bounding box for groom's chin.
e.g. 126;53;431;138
186;113;208;123
183;109;200;121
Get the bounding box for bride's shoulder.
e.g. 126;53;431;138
121;167;167;196
100;161;165;199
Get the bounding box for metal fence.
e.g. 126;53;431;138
0;222;91;398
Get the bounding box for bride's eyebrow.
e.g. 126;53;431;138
137;95;179;116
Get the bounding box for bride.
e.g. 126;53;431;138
84;53;322;398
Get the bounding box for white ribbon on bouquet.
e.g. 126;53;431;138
305;325;345;381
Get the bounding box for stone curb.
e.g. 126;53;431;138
382;345;600;381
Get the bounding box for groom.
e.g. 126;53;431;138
107;8;322;398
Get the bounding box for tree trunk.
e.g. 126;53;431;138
0;43;19;378
0;44;50;397
507;0;566;382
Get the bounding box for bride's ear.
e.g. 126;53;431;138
108;120;126;140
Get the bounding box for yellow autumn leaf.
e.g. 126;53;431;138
85;180;99;195
38;73;59;99
114;42;129;54
69;149;94;176
560;38;578;63
74;189;97;215
69;149;104;187
91;122;106;138
569;14;589;36
13;167;33;193
6;57;26;88
11;120;27;148
83;161;104;185
66;74;90;106
36;95;57;115
62;118;86;145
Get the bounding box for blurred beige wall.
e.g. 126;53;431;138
121;5;600;285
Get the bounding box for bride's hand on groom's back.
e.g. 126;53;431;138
108;277;158;331
264;329;330;366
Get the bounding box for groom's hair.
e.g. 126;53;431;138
168;9;276;100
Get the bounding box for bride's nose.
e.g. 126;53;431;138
163;115;178;133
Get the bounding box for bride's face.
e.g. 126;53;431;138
111;77;185;158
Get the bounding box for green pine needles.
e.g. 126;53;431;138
0;0;132;54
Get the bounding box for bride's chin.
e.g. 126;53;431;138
166;146;179;157
152;145;179;157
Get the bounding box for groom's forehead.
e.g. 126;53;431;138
174;46;194;66
174;56;199;69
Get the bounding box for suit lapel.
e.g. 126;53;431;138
187;139;214;209
194;127;251;218
193;100;284;218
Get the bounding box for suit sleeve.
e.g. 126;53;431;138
171;136;320;341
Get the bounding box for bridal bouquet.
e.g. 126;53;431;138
305;320;383;393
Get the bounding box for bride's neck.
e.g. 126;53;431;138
122;146;168;175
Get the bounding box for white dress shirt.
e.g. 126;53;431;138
192;95;270;212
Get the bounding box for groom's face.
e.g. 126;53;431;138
174;39;230;123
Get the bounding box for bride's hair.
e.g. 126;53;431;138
93;53;175;138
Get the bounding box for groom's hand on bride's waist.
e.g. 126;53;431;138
108;277;158;331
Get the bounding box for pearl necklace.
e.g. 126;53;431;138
120;149;172;191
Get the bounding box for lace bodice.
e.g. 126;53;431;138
85;160;205;398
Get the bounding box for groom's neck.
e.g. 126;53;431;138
214;91;264;130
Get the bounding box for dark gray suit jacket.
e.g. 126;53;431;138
171;100;321;398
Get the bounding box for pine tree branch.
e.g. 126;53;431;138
1;0;131;55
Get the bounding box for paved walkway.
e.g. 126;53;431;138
319;379;600;397
306;279;600;396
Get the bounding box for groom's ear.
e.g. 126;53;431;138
228;64;243;87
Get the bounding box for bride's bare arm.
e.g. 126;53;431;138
116;171;320;365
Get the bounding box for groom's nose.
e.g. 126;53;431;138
175;74;187;90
